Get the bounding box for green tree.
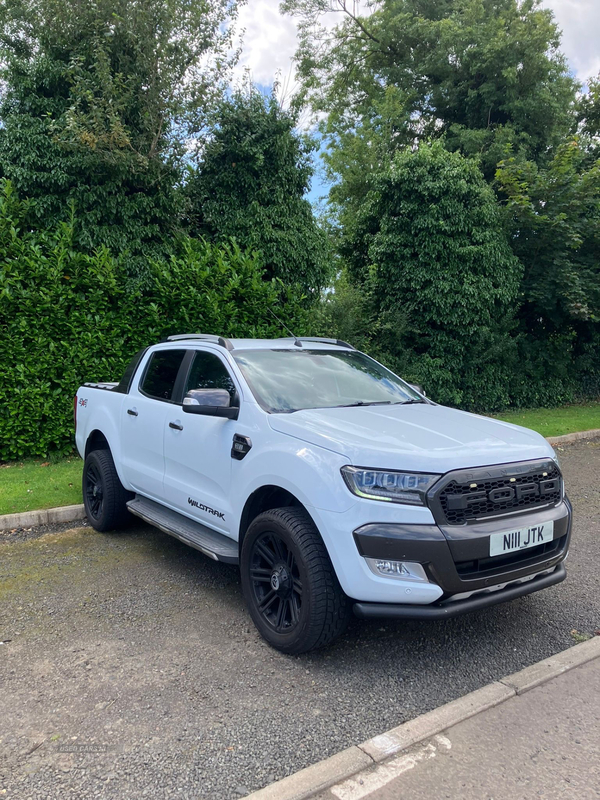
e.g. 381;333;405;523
0;0;241;274
314;268;412;382
342;142;522;408
578;72;600;157
497;139;600;330
496;139;600;402
284;0;578;207
186;84;332;297
287;0;600;408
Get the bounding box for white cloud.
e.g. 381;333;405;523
543;0;600;83
233;1;299;88
233;0;599;92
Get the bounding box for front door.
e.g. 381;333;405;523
163;350;239;536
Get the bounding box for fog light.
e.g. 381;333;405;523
365;558;428;582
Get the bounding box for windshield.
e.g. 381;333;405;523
233;349;424;413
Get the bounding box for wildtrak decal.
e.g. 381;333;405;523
188;497;225;520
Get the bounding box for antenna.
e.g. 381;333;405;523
267;308;303;347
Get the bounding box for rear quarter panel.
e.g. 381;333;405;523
75;386;129;488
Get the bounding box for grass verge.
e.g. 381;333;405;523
0;455;82;516
494;402;600;438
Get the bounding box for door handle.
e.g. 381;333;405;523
169;421;183;431
127;408;138;416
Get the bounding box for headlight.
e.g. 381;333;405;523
341;466;440;505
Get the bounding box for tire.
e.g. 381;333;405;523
240;508;350;654
83;449;132;532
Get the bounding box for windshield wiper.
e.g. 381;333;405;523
398;399;426;405
336;400;393;408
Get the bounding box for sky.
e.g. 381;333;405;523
232;0;600;199
234;0;600;88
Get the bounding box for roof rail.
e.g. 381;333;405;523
164;334;234;351
281;337;355;350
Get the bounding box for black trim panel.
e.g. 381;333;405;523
353;498;572;596
354;524;457;586
113;347;150;394
353;564;567;620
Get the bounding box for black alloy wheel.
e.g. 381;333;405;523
240;507;350;654
85;460;104;521
82;449;132;532
249;530;303;634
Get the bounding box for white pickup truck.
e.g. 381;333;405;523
75;335;571;653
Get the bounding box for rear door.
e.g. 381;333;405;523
120;348;187;500
163;349;239;535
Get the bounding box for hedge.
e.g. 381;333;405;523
0;182;305;459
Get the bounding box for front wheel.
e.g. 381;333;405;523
83;449;132;532
240;508;350;654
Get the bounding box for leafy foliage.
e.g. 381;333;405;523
495;138;600;405
286;0;599;409
325;143;523;409
0;0;597;448
284;0;578;206
186;85;332;296
497;139;600;329
0;182;306;459
0;0;241;275
578;72;600;148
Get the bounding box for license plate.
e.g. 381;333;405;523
489;521;554;557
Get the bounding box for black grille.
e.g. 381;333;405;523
456;535;566;578
436;463;562;525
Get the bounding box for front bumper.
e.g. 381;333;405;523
354;563;566;619
351;497;572;618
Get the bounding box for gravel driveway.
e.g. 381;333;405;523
1;440;599;799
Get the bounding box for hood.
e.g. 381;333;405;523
268;403;555;473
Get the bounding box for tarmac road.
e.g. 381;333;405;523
1;440;599;799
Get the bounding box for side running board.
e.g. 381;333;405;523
126;496;239;565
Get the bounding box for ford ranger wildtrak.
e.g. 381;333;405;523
75;335;571;653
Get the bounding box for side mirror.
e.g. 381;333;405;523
182;388;239;420
408;383;426;397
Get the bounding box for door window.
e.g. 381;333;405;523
140;350;186;401
185;352;237;402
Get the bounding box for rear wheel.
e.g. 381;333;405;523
240;508;350;654
83;449;132;532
